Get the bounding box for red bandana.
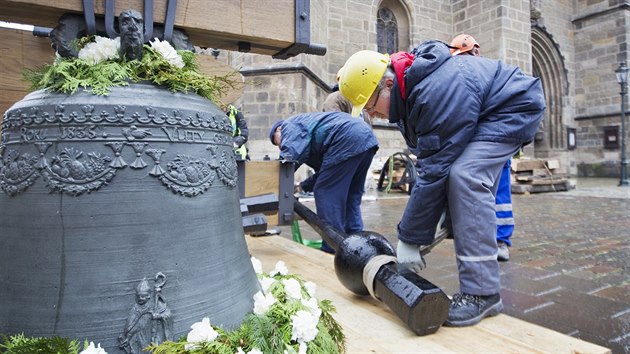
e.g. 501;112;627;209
389;51;414;100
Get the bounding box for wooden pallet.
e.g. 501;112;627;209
511;159;570;194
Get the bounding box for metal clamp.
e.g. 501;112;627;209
273;0;326;59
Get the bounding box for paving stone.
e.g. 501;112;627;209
539;273;608;294
500;288;556;314
519;297;628;354
593;285;630;303
545;289;628;322
501;273;562;296
496;262;560;280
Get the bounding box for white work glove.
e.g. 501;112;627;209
396;240;426;274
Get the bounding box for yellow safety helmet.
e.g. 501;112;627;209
338;50;390;117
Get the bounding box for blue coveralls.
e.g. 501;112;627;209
277;112;379;253
389;40;545;295
496;160;514;246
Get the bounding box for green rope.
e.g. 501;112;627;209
291;219;322;249
385;155;394;193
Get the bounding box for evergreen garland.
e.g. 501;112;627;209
0;333;83;354
146;271;346;354
23;40;238;105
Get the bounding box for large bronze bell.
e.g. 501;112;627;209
0;84;260;353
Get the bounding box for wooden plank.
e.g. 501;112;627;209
531;168;551;176
0;90;27;120
513;175;568;185
246;235;611;354
195;54;244;105
527;177;569;185
243;161;282;225
545;159;561;170
1;27;56;122
0;0;295;55
243;161;281;197
511;182;571;194
0;28;55;91
511;159;546;172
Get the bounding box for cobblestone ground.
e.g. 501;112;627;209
283;178;629;354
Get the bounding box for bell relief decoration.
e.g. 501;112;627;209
119;273;172;354
0;100;239;197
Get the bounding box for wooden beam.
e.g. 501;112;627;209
0;0;296;55
0;27;55;117
242;161;284;225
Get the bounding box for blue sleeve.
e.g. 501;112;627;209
279;121;311;166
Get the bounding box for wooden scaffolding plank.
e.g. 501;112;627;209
246;235;611;354
0;0;295;55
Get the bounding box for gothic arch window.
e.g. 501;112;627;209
531;25;568;155
375;0;410;53
377;8;398;54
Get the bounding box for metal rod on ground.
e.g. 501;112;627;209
293;200;450;336
293;200;344;252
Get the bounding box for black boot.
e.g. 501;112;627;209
444;293;503;327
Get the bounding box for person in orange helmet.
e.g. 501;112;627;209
449;33;481;56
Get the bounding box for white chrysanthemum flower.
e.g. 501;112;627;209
298;342;308;354
271;260;289;276
301;297;321;318
78;36;120;65
251;257;263;274
290;310;319;343
248;349;263;354
150;37;185;68
259;276;275;294
236;348;246;354
79;342;107;354
283;278;302;300
304;281;317;297
253;290;277;315
185;317;219;350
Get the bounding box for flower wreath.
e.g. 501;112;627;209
148;258;345;354
23;35;237;105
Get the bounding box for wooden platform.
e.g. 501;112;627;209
246;235;611;354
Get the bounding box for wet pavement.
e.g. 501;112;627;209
280;178;629;354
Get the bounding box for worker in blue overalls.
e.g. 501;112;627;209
269;112;379;254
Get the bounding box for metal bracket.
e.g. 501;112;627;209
278;158;296;225
82;0;96;35
273;0;326;59
162;0;177;42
